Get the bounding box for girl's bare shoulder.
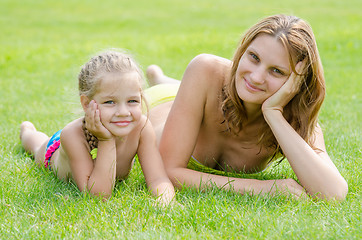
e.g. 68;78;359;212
61;118;86;141
59;118;91;160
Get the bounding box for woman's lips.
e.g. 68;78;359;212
244;78;263;92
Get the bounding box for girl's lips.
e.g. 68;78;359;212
112;121;131;127
244;78;263;92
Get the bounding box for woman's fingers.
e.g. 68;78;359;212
292;59;308;91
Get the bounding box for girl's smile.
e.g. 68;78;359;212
112;120;131;127
91;71;143;137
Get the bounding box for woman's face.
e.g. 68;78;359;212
235;33;292;105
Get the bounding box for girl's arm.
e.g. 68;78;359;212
62;101;117;198
137;118;175;205
262;62;348;201
161;54;306;199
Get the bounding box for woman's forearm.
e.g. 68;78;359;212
263;110;348;200
167;166;306;198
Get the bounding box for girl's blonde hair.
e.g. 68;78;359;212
78;50;145;98
78;50;148;150
222;14;326;159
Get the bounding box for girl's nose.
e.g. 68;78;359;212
116;104;130;116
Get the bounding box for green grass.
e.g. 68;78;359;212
1;0;361;239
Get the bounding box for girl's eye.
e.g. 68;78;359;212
128;99;139;104
104;100;114;104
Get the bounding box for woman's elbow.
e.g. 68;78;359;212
165;166;186;188
332;179;348;201
318;179;348;201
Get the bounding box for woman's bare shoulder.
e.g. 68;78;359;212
190;54;231;73
184;54;231;88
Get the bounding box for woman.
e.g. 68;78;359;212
145;14;348;200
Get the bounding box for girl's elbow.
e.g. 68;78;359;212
90;189;112;200
87;183;113;199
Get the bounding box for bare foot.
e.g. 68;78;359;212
20;121;36;140
146;65;165;86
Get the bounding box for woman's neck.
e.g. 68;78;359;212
243;102;264;124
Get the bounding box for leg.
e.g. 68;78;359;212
20;121;49;166
146;65;181;86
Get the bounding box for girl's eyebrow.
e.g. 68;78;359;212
129;93;141;98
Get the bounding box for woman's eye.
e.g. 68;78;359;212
272;68;285;76
249;52;259;62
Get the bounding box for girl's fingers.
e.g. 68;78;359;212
91;101;101;129
94;109;102;128
86;100;97;131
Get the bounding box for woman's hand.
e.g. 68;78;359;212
84;100;113;141
262;60;307;114
268;178;308;200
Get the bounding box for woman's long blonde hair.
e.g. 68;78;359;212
222;14;326;158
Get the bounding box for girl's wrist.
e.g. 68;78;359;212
97;137;115;143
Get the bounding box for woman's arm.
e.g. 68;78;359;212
262;62;348;200
160;54;306;198
137;119;175;205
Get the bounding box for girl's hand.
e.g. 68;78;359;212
262;60;307;114
84;100;113;141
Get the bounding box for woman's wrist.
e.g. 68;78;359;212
262;108;284;124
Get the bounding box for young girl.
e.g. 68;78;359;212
146;15;348;200
20;50;176;203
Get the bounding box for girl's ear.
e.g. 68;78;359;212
80;95;90;111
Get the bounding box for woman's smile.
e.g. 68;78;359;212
243;77;264;92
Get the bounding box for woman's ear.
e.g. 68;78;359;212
80;95;90;112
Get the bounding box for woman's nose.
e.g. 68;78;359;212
249;66;266;84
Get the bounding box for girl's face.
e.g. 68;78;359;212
235;33;292;105
91;71;143;137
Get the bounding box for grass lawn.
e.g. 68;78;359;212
0;0;361;239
